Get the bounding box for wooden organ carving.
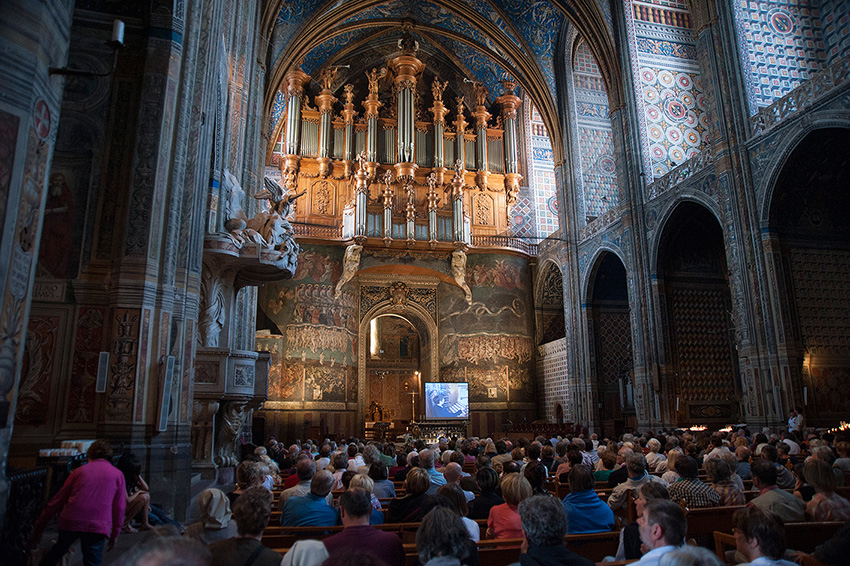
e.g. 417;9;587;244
274;39;524;250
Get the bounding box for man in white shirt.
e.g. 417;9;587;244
732;505;796;566
787;408;804;434
635;499;687;566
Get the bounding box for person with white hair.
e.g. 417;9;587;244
184;489;238;545
645;439;666;472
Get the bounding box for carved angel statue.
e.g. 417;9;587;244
255;176;305;220
319;67;338;91
334;243;362;300
426;172;441;211
451;249;473;305
366;67;387;95
456;96;465;112
453;159;464;181
381;170;395;208
343;84;355;105
475;84;488;107
432;79;448;103
356;150;369;172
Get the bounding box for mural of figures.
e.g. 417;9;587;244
257;244;356;412
438;253;535;412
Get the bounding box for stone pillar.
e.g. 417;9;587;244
0;0;75;525
495;80;523;206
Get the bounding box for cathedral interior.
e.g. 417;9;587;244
0;0;849;527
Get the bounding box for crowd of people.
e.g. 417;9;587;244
24;424;850;566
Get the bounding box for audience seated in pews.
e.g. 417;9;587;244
657;545;721;566
467;467;505;520
209;486;282;566
804;459;850;522
278;458;332;514
281;470;337;527
667;456;720;508
323;488;405;566
608;453;667;511
705;458;745;506
613;479;670;561
348;473;385;524
562;465;615;534
386;467;431;523
369;461;396;499
416;507;478;566
437;484;480;541
731;506;796;566
633;499;687;566
761;445;797;490
750;460;806;522
487;472;533;539
420;449;447;493
607;446;635;488
184;488;238;545
518;494;594;566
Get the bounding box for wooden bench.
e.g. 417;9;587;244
713;521;845;562
684;505;748;540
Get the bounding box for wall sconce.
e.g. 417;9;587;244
49;19;125;77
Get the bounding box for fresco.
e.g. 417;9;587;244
257;244;356;405
439;253;535;403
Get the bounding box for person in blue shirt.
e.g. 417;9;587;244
281;470;337;527
562;465;615;534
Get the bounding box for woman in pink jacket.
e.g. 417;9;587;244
29;439;126;566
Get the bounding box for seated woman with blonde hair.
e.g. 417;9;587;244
486;472;532;539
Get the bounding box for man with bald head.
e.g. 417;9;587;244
278;457;333;513
442;462;475;501
418;448;446;492
281;470;337;527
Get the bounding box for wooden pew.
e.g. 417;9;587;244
713;521;845;562
684;505;748;540
564;530;622;562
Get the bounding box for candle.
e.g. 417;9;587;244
112;19;125;45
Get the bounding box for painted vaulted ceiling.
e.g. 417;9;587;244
261;0;621;163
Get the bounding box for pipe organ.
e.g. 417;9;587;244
274;38;523;249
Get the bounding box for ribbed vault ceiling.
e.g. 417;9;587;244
262;0;621;163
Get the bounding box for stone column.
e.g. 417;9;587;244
0;0;75;525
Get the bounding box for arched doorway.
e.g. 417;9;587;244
656;202;739;426
765;128;850;426
364;314;422;423
586;252;633;437
357;291;440;436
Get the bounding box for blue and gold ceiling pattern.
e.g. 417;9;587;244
264;0;619;162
